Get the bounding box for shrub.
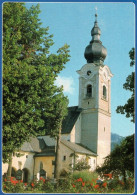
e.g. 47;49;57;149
73;159;91;171
60;169;69;177
2;173;134;193
3;177;25;193
72;170;98;182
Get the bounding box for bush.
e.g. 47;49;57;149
2;174;134;193
56;171;134;193
3;177;55;193
3;177;25;193
68;173;108;193
73;159;91;171
72;170;98;182
60;169;69;177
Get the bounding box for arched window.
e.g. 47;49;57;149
87;84;92;97
40;162;43;171
103;85;107;99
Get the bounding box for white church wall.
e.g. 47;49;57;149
80;78;97;109
97;111;111;166
81;110;98;153
2;151;34;181
98;65;112;114
59;142;74;173
2;163;8;176
70;125;76;143
75;115;81;143
99;80;110;112
75;153;97;171
76;153;84;161
78;63;99;110
59;143;97;173
88;156;96;171
69;115;81;143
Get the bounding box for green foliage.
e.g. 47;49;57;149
3;174;134;193
96;134;134;186
72;171;98;182
129;48;135;67
72;159;91;171
107;177;134;192
15;152;25;158
46;94;69;137
33;178;54;192
116;48;135;123
3;178;25;193
56;176;76;193
3;2;70;163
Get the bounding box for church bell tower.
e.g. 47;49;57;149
77;14;113;166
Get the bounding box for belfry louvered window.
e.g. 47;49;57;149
87;84;92;97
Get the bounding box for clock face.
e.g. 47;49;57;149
87;70;91;76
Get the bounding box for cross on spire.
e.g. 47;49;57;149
95;7;98;22
95;6;98;13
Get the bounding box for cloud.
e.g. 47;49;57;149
55;76;74;94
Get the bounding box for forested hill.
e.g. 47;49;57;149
111;133;124;151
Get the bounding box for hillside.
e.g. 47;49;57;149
111;133;124;151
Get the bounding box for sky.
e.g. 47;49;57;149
26;2;135;137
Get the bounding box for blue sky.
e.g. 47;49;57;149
26;2;135;137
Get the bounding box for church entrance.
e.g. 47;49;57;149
22;168;29;183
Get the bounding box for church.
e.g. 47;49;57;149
2;13;113;182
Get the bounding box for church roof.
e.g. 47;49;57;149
21;137;46;153
34;146;55;157
20;136;96;157
61;140;97;156
38;135;55;146
61;106;82;134
21;141;34;152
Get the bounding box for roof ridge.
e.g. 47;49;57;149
62;106;82;134
76;143;97;154
61;139;97;156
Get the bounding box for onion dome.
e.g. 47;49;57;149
84;14;107;64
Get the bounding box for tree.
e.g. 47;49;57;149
96;134;134;186
116;48;135;123
53;95;69;179
3;2;70;173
